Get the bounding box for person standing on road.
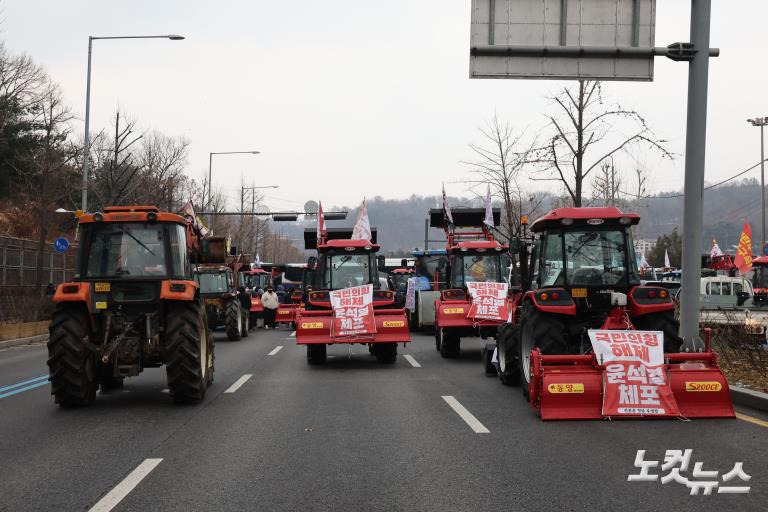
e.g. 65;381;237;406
262;286;279;329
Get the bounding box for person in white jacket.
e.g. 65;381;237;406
261;286;279;329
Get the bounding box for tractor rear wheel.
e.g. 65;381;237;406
520;308;569;398
307;344;326;365
497;323;521;386
47;305;97;406
164;301;212;404
632;310;683;352
439;329;460;358
99;366;124;391
373;343;397;364
225;300;242;341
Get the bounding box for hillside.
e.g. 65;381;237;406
275;179;766;257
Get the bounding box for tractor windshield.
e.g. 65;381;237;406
540;228;639;287
752;264;768;289
451;253;503;287
83;222;171;278
195;272;229;294
391;273;411;292
322;253;374;289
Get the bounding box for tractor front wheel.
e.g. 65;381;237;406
497;323;521;386
47;305;97;406
439;329;460;358
240;309;250;338
225;300;242;341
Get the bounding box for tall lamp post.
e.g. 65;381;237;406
747;116;768;246
81;34;185;213
207;151;261;223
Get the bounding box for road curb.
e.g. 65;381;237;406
731;385;768;413
0;334;48;350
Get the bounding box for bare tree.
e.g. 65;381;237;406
463;114;538;239
538;80;673;207
590;160;623;206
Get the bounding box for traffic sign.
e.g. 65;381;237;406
53;237;69;253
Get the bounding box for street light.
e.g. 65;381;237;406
81;34;185;213
747;116;768;246
207;150;261;217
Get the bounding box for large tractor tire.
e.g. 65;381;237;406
497;323;521;386
47;305;98;406
307;344;327;365
519;307;569;399
439;328;461;358
408;295;420;332
225;300;242;341
372;343;398;364
164;301;213;404
632;310;683;352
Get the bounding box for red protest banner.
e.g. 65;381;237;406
330;284;376;337
734;219;753;275
466;282;509;321
589;329;680;417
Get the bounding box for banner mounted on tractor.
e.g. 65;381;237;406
330;284;376;337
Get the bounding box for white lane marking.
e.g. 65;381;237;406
268;345;283;356
403;354;421;368
289;331;296;337
224;374;253;394
441;396;490;434
88;458;163;512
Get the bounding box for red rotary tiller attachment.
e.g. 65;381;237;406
527;331;736;421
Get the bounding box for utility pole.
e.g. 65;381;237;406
747;116;768;246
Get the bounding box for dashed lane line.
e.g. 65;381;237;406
736;412;768;428
289;331;296;337
442;395;490;434
224;374;253;394
88;458;162;512
268;345;284;356
403;354;421;368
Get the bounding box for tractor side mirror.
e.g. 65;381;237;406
736;291;751;307
307;256;318;270
377;255;386;271
401;258;408;267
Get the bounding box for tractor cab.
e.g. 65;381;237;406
752;256;768;303
388;267;415;308
303;227;394;309
242;267;271;293
523;207;643;319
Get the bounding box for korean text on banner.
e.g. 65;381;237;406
588;330;680;417
329;284;376;337
467;282;509;321
404;277;417;311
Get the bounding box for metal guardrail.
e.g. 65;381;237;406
0;236;76;287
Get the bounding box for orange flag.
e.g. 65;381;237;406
734;219;753;274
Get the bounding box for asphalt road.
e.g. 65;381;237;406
0;328;766;511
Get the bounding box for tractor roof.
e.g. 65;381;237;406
429;208;501;228
304;227;378;250
79;205;186;225
243;268;269;275
391;268;415;274
194;265;231;274
530;207;640;233
753;256;768;265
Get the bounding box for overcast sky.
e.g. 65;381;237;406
2;1;767;211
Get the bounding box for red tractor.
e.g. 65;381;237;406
496;207;734;420
431;207;508;361
241;267;271;325
388;267;415;308
295;227;411;364
47;206;214;406
751;256;768;304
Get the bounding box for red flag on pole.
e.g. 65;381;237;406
317;201;326;241
734;219;753;274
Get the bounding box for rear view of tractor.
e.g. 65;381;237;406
406;249;448;331
295;227;411;365
47;206;214;406
431;208;508;362
194;262;250;341
497;207;734;420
